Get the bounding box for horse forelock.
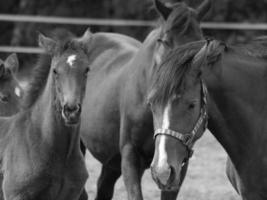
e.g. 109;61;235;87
22;29;87;109
150;41;206;104
163;3;196;34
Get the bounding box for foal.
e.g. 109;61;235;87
0;53;22;116
0;29;90;200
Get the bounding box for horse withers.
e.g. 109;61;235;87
0;53;22;115
0;29;90;200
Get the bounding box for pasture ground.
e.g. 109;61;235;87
85;131;240;200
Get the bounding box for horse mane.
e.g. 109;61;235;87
22;29;81;109
150;39;228;104
150;40;206;103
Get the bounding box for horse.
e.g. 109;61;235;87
79;0;211;199
0;29;90;200
0;53;23;116
149;34;267;199
0;53;23;200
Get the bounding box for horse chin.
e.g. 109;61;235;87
155;180;180;191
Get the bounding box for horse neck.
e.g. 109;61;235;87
205;51;267;166
128;29;162;94
30;73;80;158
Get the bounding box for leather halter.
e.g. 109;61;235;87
154;81;208;159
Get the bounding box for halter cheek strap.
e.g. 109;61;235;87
154;81;208;160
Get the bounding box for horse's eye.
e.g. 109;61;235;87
188;103;195;110
53;69;58;76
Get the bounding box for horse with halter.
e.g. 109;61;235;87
150;31;267;199
0;53;23;116
78;0;211;199
0;29;90;200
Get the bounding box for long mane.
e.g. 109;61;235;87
150;41;206;104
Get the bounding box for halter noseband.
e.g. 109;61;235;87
154;81;208;160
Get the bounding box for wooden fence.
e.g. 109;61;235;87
1;14;267;54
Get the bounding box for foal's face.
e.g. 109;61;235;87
38;29;92;126
52;51;89;125
0;54;22;116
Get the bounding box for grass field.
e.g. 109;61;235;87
84;130;240;200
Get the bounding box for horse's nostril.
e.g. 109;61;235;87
0;94;9;103
64;104;81;114
168;166;176;184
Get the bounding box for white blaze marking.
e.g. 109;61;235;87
162;102;171;129
155;52;162;66
14;87;21;97
67;55;76;67
158;102;171;168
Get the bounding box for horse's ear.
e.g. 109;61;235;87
5;53;19;75
75;28;93;53
154;0;173;20
0;62;5;78
190;42;209;78
80;28;92;42
38;33;56;54
196;0;212;20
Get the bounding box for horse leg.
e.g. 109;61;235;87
80;140;86;155
0;172;3;200
78;189;88;200
160;161;188;200
95;154;121;200
121;143;144;200
161;191;178;200
77;140;88;200
226;156;241;195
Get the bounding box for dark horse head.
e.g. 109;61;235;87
149;0;212;191
37;29;91;125
0;53;22;115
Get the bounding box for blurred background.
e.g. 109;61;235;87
0;1;264;199
2;0;267;64
2;0;267;45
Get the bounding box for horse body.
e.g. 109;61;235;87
2;111;87;200
156;38;267;200
80;32;142;162
0;29;90;200
80;1;212;199
204;44;267;199
80;29;161;200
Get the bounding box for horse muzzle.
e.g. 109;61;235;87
62;103;81;125
150;163;181;191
